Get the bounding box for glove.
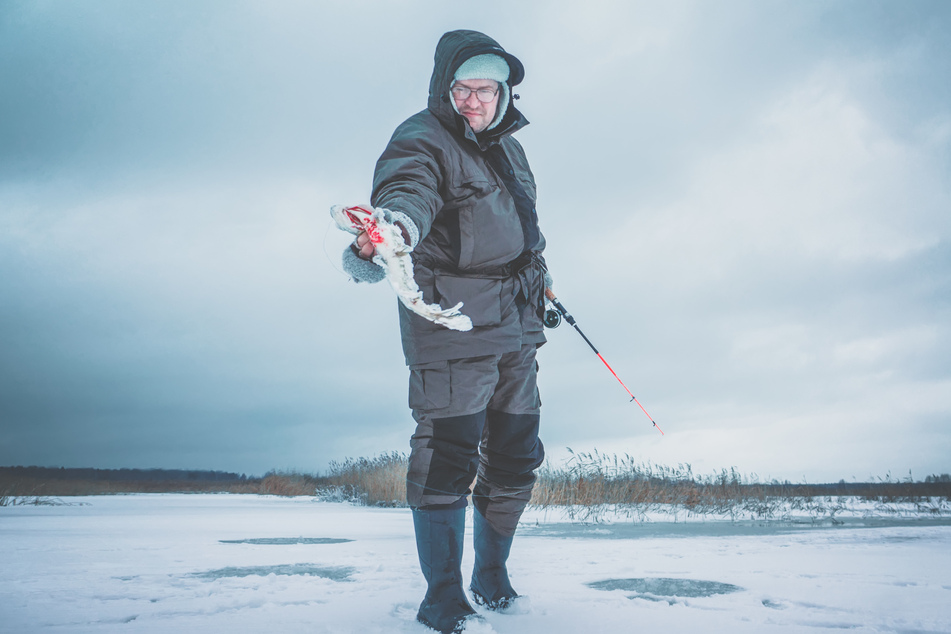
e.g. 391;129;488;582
342;243;386;284
332;204;421;284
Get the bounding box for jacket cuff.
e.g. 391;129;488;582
382;209;420;248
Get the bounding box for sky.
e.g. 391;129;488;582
1;0;949;482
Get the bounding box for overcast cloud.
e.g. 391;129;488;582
1;0;949;481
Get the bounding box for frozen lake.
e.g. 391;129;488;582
2;494;949;633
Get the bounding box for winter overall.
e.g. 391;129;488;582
369;29;548;633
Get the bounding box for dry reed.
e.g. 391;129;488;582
4;451;948;519
323;452;408;507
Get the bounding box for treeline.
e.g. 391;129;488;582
727;479;951;498
0;466;326;497
1;466;249;482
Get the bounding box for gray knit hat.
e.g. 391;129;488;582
451;53;510;131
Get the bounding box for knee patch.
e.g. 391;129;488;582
408;410;487;507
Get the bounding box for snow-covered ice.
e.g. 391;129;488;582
2;494;949;633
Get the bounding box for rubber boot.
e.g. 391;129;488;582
469;507;519;610
413;507;481;633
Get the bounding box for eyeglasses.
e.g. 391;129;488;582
450;83;500;103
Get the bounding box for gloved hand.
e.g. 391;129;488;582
332;205;420;283
342;243;387;284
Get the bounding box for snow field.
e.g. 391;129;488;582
1;495;949;633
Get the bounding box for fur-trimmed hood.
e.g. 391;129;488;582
427;30;528;142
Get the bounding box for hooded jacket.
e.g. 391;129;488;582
371;30;547;367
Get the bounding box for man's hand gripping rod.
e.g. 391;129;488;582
545;288;664;435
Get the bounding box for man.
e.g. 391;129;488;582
342;29;550;634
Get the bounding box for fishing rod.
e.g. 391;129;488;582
544;288;664;435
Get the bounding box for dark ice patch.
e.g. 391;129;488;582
191;563;355;581
523;517;951;540
219;537;353;545
588;577;742;599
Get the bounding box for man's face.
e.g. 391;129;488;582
451;79;499;133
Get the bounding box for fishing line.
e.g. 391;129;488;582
323;219;351;278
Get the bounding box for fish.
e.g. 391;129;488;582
331;204;473;332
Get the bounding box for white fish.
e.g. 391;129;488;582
331;204;473;332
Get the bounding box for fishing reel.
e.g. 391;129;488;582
543;304;562;329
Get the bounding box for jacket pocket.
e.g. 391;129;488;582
443;177;495;205
408;360;450;411
515;174;537;204
434;274;502;327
